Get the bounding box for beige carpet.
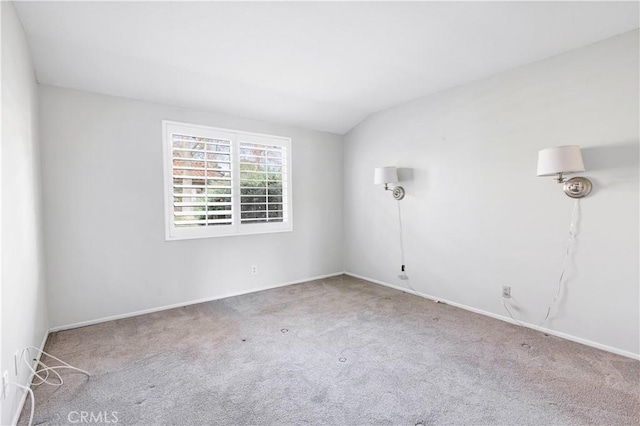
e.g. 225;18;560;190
19;275;640;425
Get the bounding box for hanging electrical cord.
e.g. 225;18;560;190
5;382;34;426
501;199;580;327
539;198;580;326
396;200;418;294
501;297;524;327
397;200;406;276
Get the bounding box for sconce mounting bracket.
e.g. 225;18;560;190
563;177;592;199
392;186;405;200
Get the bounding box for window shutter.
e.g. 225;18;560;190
239;141;288;224
164;121;292;240
171;133;233;228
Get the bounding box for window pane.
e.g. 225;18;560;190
238;141;288;225
171;133;233;229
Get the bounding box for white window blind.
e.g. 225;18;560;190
172;134;233;228
239;142;288;224
163;121;292;240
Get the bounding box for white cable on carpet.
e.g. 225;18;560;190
22;346;90;387
502;199;580;327
13;346;90;426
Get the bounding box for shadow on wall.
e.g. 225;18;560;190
397;168;415;195
582;141;639;171
581;141;639;194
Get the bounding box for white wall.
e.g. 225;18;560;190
39;85;344;329
344;30;639;357
1;2;49;424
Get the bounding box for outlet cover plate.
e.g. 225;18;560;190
502;286;511;298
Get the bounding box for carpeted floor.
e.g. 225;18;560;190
18;275;640;425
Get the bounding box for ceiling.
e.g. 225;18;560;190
14;1;639;135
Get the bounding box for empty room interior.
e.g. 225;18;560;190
1;1;639;425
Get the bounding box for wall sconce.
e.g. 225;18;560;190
537;145;592;198
374;166;405;200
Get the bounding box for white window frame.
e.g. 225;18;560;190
163;120;293;241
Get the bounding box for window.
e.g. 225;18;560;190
163;121;292;240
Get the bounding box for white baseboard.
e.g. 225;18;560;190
345;272;640;361
11;329;49;426
50;272;345;332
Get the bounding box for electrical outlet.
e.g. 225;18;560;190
1;371;8;400
251;265;258;275
502;286;511;299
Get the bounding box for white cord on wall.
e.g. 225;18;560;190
397;200;405;274
539;199;580;326
6;382;34;426
501;297;524;327
396;200;420;295
502;199;580;327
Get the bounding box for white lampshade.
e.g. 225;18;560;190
374;166;398;185
537;145;585;177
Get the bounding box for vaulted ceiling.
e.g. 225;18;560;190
15;1;639;134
